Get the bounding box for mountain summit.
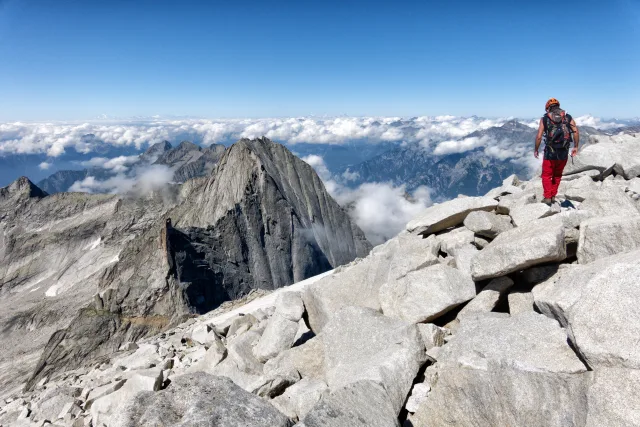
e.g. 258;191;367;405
0;138;370;396
4;133;640;427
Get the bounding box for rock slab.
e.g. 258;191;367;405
577;215;640;264
471;217;566;280
406;197;498;235
533;250;640;370
380;264;476;323
322;306;425;415
113;373;293;427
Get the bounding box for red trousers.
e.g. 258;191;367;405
541;159;568;199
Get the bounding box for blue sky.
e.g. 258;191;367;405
0;0;638;120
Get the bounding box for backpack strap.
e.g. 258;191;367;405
565;113;574;133
542;114;550;133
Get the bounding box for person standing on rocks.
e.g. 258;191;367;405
534;98;580;205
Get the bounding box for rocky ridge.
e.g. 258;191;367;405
37;140;226;194
2;134;640;426
0;138;370;407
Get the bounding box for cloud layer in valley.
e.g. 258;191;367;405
0;115;601;157
80;155;140;173
303;155;432;244
69;164;174;195
1;115;628;163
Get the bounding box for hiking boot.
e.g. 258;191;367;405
541;198;552;206
551;197;557;204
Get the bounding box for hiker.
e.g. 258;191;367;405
534;98;580;205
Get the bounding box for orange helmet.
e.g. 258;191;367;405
545;98;560;111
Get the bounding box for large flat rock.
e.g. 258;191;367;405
411;312;589;427
438;312;587;374
387;232;440;280
470;216;566;281
463;210;513;238
411;365;591;427
91;369;164;427
303;238;397;333
406;197;498;235
563;175;601;202
533;250;640;370
113;373;293;427
254;313;299;363
586;367;640;427
563;135;640;179
271;378;328;421
380;264;476;323
456;277;514;321
322;306;425;415
578;187;640;217
577;215;640;264
298;380;399;427
437;227;475;256
509;203;558;227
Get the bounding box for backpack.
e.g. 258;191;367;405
543;109;573;150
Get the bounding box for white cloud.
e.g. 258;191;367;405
304;155;432;245
335;182;432;245
433;135;493;155
573;115;622;130
0;116;521;157
69;165;173;195
134;165;175;194
483;145;516;161
341;169;360;181
301;155;331;180
69;175;134;194
38;161;52;170
81;155;140;173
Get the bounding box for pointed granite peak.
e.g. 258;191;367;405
0;176;48;201
145;140;173;155
176;141;201;152
500;120;531;131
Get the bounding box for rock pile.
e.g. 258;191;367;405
3;135;640;426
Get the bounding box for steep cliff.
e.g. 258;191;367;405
18;137;370;392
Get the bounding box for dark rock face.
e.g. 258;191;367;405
21;138;371;391
139;140;173;163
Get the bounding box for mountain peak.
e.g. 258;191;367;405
140;140;174;163
500;120;530;131
176;141;201;151
145;140;173;154
0;176;48;200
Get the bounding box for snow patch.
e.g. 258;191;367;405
45;283;62;297
85;237;102;250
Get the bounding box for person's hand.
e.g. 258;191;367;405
534;149;539;159
571;148;578;157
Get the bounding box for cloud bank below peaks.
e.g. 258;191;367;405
303;155;432;245
0;116;524;157
69;164;174;196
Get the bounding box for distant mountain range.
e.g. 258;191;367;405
37;140;226;193
31;119;632;200
340;120;610;199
